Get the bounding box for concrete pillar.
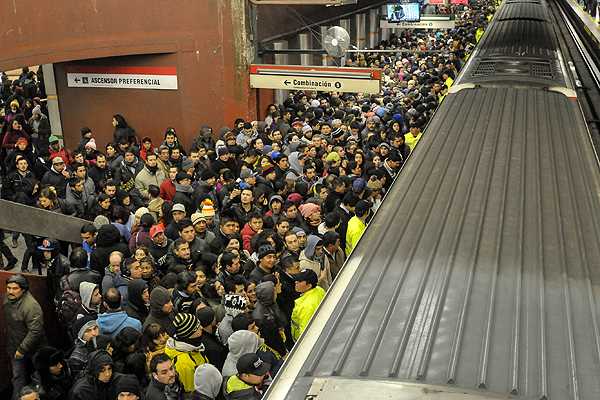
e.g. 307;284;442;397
273;40;288;105
380;5;390;41
355;13;367;50
320;26;331;66
368;8;380;49
298;32;312;66
339;19;351;66
42;64;64;142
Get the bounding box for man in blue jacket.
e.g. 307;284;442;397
97;287;142;337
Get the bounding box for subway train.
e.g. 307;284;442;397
265;0;600;399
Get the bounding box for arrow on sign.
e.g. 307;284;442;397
284;80;291;86
74;78;81;83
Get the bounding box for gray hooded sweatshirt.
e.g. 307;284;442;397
194;363;223;400
78;281;100;318
221;330;262;377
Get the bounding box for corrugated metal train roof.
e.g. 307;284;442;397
277;87;600;400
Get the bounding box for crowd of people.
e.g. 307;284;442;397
0;3;494;400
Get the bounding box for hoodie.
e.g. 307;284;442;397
70;350;117;400
125;279;149;323
193;364;222;400
299;235;332;290
253;281;287;330
97;310;142;338
143;286;176;336
78;282;100;318
221;330;262;378
165;337;208;393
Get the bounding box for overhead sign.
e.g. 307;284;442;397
249;64;381;94
380;17;456;30
66;66;178;90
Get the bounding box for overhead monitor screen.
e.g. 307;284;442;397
387;3;421;22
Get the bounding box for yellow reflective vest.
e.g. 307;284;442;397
291;286;326;341
345;216;366;256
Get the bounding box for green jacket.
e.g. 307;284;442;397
3;291;45;356
291;286;326;341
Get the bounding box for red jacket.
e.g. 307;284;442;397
159;179;176;202
241;223;259;253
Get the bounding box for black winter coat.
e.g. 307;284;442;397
41;169;68;198
90;225;131;275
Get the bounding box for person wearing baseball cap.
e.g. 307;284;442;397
164;313;209;393
223;353;271;399
291;269;325;341
147;225;171;271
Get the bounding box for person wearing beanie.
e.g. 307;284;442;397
5;274;44;400
164;313;209;393
248;245;277;283
172;172;195;216
67;315;100;377
217;294;248;346
31;346;72;400
192;363;222;400
27;104;51;146
114;373;142;399
143;286;177;337
195;306;228;371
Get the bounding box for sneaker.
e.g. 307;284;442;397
5;258;18;270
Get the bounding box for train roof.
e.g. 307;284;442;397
266;87;600;400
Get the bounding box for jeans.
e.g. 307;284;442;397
10;356;29;400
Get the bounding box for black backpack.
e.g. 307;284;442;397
56;274;82;326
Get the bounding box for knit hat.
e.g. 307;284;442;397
93;215;110;229
150;286;171;309
174;313;202;339
114;374;141;397
352;178;367;193
257;244;276;260
299;202;320;219
191;212;207;226
196;306;216;328
181;158;194;171
199;199;216;217
216;146;229;157
33;346;64;372
367;177;383;191
134;207;150;221
223;294;248;317
49;135;60;143
9;99;19;108
287;193;303;204
72;315;98;341
85;138;97;150
292;226;306;237
52;156;64;164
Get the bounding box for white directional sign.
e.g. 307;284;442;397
380;17;456;30
66;66;178;90
249;65;381;94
